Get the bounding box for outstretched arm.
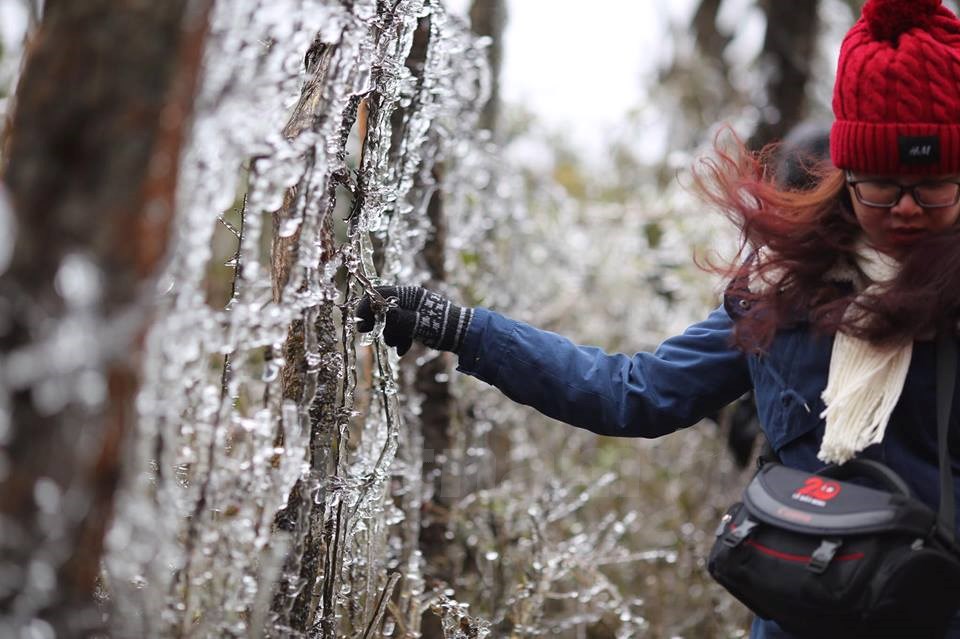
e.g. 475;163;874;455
356;286;751;437
456;306;752;438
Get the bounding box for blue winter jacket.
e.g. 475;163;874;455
456;304;960;639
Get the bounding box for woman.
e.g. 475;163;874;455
358;0;960;636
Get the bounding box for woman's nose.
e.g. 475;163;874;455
890;191;924;216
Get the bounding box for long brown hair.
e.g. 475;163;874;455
693;133;960;352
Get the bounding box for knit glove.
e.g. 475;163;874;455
355;286;474;356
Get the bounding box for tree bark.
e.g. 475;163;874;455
269;38;352;635
0;1;211;633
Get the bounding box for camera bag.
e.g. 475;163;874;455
708;334;960;638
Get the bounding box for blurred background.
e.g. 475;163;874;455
0;1;945;638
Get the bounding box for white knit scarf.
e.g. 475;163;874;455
751;241;906;464
817;243;907;464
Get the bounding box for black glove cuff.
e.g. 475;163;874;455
411;289;474;353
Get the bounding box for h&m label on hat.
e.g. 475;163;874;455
899;135;941;165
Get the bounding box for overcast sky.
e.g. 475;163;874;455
446;0;769;159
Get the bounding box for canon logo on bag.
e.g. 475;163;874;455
774;506;814;524
791;477;842;507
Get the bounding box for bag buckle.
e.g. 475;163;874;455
714;513;732;537
808;539;841;574
723;518;757;547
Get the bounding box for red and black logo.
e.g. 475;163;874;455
791;476;841;507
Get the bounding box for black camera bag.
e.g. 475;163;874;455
708;335;960;638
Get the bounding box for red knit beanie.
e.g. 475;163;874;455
831;0;960;175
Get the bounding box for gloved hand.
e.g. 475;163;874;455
355;286;474;356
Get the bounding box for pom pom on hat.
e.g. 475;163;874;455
863;0;941;42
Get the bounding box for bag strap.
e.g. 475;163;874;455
818;458;913;496
937;332;957;540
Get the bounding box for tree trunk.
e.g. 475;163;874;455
269;39;352;635
0;1;211;633
469;0;507;137
691;0;733;78
414;171;454;639
749;0;821;148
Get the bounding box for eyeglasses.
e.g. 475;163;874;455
845;172;960;208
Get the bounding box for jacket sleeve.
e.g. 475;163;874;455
456;305;752;437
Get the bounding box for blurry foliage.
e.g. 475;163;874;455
429;2;870;636
434;72;754;633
